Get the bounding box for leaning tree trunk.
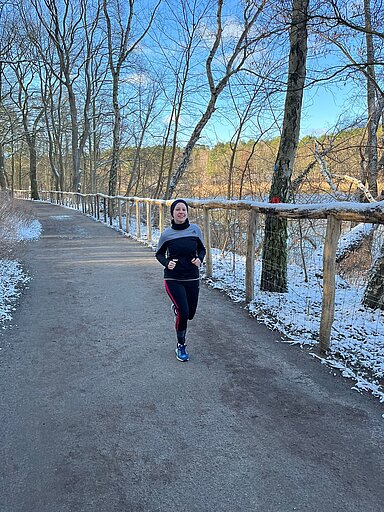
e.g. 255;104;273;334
166;97;218;199
165;0;267;199
260;0;309;293
363;241;384;310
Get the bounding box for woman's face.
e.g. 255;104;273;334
173;203;188;224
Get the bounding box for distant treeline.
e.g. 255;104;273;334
9;126;382;201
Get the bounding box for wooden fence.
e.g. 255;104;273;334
14;189;384;352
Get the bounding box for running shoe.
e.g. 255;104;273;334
175;343;189;362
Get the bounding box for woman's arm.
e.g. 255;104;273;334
155;241;169;267
196;236;206;262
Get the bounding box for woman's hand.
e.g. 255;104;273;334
191;257;201;268
167;259;178;270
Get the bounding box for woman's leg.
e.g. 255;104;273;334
185;280;200;320
164;280;189;344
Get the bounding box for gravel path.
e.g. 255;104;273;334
1;201;383;512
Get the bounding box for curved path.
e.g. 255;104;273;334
1;201;383;512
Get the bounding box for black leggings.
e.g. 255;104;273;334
164;279;200;335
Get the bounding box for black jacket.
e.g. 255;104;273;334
155;221;206;280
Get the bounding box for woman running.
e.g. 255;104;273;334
156;199;206;361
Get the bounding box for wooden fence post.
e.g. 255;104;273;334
203;207;212;278
159;202;164;234
109;198;113;225
136;200;141;239
118;199;122;230
96;194;100;220
90;194;94;216
319;215;341;351
125;199;130;233
146;201;152;243
103;197;107;223
245;209;259;303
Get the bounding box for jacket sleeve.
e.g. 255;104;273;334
155;233;169;267
196;227;206;262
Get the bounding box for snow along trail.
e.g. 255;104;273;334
0;218;42;328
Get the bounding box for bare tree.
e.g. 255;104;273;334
166;0;271;199
319;0;384;198
0;59;8;189
314;0;384;309
126;77;164;196
0;2;16;190
150;0;212;199
102;0;161;198
9;60;44;199
361;0;379;197
28;0;100;192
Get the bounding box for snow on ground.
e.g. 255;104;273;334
2;202;384;408
0;260;31;326
0;219;42;327
204;248;384;404
12;218;42;242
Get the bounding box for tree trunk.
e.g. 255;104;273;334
260;0;309;292
363;0;378;197
108;71;120;197
0;143;8;190
67;85;81;192
28;135;40;200
363;241;384;310
362;0;384;310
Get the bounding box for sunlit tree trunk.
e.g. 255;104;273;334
260;0;309;292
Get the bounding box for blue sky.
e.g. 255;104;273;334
300;81;363;137
201;78;363;144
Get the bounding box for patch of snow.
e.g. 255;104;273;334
0;218;41;329
49;215;74;220
15;219;42;241
0;260;30;325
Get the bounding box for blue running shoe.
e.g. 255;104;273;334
175;343;189;362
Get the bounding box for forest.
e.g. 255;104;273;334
0;0;382;201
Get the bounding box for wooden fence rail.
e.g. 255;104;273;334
14;189;384;352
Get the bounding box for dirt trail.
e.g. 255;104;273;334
1;201;383;512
